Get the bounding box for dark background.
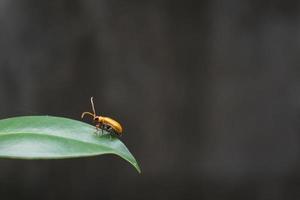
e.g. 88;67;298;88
0;0;300;199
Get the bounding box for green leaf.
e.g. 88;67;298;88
0;116;141;173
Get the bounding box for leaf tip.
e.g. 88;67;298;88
133;162;142;174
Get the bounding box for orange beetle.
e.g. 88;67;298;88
81;97;123;136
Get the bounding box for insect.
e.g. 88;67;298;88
81;97;123;136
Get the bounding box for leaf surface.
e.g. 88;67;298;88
0;116;140;173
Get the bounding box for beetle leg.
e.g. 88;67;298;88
95;123;100;135
108;127;114;136
100;124;104;135
107;126;112;139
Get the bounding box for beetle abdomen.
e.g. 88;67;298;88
101;117;123;134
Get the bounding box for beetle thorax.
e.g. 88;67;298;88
97;116;104;123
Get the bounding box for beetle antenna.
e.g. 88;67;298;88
81;97;97;119
81;112;95;119
90;97;96;115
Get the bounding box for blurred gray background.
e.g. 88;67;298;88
0;0;300;199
